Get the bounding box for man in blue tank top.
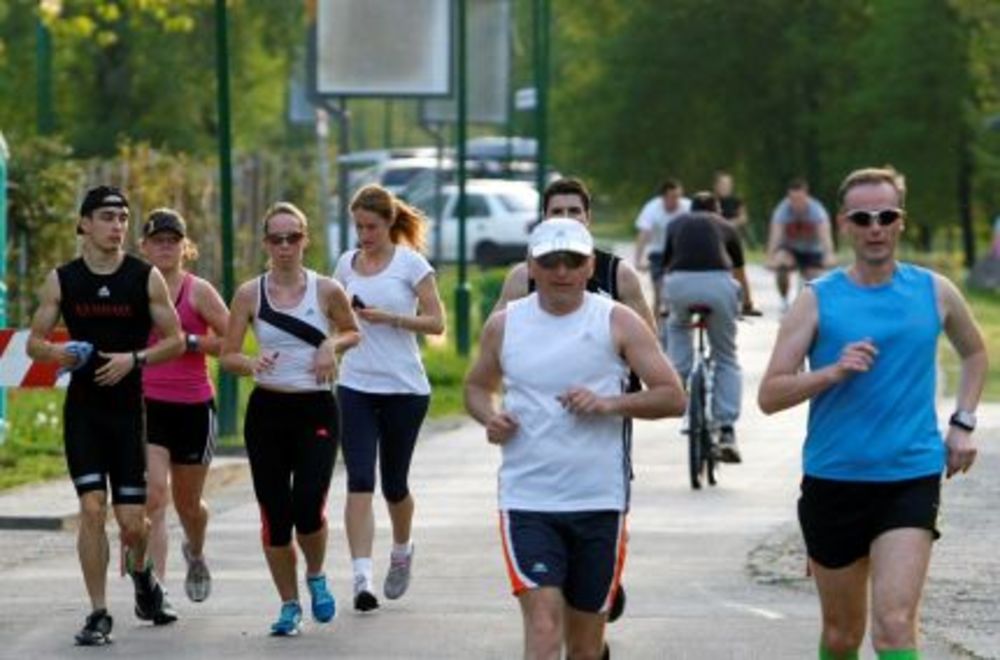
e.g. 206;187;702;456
758;167;988;660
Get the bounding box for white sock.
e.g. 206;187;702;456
391;541;413;558
352;558;374;589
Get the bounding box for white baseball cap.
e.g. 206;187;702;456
529;217;594;258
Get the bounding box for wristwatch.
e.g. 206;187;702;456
132;350;148;369
186;333;200;353
948;409;976;432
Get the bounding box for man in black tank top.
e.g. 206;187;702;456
26;186;185;644
491;178;656;625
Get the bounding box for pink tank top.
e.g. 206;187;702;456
143;273;214;403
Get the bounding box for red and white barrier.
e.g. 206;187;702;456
0;329;70;388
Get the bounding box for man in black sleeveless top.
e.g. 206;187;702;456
27;186;185;645
492;178;655;626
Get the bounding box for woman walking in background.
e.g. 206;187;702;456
140;209;229;607
221;202;359;636
334;184;445;612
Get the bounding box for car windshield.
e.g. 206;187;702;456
382;167;427;187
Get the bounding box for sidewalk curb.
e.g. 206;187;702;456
0;458;249;532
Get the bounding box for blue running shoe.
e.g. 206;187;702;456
306;574;336;623
270;601;302;637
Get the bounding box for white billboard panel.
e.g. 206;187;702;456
421;0;511;125
316;0;452;97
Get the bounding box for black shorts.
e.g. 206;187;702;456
499;510;627;614
145;398;217;465
778;246;824;271
64;388;147;505
798;474;941;569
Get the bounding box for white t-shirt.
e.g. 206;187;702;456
634;195;691;256
334;246;434;395
498;293;629;512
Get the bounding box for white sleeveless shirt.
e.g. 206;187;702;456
252;269;331;392
499;292;629;512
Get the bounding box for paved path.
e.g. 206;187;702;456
0;264;993;658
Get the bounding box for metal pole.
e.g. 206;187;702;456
214;0;238;437
36;18;54;134
455;0;471;356
0;132;9;443
533;0;549;206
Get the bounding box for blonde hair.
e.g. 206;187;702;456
837;167;907;209
350;184;427;252
262;201;309;234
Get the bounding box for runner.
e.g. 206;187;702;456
465;219;686;659
26;185;185;645
759;167;987;659
139;208;229;604
220;201;360;636
334;184;445;612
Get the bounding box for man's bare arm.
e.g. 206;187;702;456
615;262;657;332
491;263;529;315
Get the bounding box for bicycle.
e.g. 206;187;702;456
684;304;717;490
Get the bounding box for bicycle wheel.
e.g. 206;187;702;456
687;366;708;490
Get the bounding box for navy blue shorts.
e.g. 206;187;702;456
798;474;941;569
499;509;626;614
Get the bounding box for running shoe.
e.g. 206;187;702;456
353;574;380;612
182;540;212;603
383;545;414;600
306;573;336;622
608;583;626;623
131;564;178;625
717;426;742;464
270;601;302;637
74;609;113;646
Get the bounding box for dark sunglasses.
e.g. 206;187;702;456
846;208;903;227
264;232;305;246
536;251;589;270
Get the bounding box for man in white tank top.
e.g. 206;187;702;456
465;219;686;659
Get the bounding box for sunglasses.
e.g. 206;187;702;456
536;251;589;270
845;208;903;227
264;232;305;246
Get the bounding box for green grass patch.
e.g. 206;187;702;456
0;389;67;490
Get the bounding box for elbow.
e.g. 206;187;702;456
428;315;446;336
757;390;780;415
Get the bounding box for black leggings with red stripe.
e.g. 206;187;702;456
244;387;338;547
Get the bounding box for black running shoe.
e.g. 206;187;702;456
353;575;380;613
75;609;113;646
717;426;742;464
608;583;626;623
131;566;177;625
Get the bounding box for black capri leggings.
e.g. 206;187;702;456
244;387;339;547
337;385;430;503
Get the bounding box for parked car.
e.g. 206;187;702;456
408;179;539;266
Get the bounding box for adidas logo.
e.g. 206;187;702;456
97;286;110;298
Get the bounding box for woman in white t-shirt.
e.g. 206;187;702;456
334;184;446;612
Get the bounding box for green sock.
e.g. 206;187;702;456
877;650;918;660
819;643;859;660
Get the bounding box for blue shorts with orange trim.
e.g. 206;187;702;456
499;509;626;614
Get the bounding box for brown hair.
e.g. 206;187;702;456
543;177;592;213
837;167;906;209
350;184;427;252
262;201;309;234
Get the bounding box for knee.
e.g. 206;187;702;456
119;514;149;547
821;620;865;655
872;607;917;650
146;481;169;515
381;480;409;504
174;495;205;523
524;610;561;654
347;473;376;494
293;503;326;537
78;495;108;529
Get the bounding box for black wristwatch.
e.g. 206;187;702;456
948;409;976;432
186;333;200;353
132;350;148;369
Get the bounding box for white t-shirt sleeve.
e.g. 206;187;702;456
634;197;659;231
770;200;788;225
403;248;434;288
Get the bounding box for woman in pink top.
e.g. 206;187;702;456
140;209;229;607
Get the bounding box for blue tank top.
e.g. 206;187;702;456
805;263;944;481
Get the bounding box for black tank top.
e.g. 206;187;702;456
57;254;153;396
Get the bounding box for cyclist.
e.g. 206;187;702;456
139;209;230;604
221;201;360;636
26;185;184;644
759;167;987;660
661;192;755;462
765;178;836;310
465;219;685;660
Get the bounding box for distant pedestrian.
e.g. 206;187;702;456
139;209;230;605
334;184;445;612
633;178;691;314
759;167;987;659
221;201;360;636
26;186;185;645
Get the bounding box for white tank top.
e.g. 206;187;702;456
499;292;629;512
252;269;331;392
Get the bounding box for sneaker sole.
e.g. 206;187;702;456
75;634;112;646
718;447;742;463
